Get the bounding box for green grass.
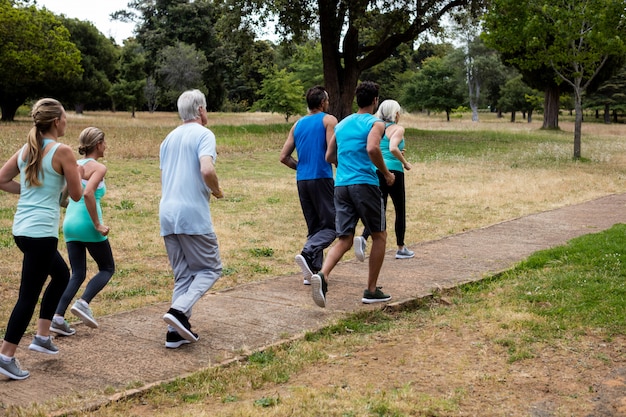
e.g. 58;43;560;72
83;223;626;416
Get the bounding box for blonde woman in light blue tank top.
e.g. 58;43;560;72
52;127;115;336
0;98;83;380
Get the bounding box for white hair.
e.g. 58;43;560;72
177;89;207;122
375;99;402;123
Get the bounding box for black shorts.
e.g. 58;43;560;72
334;184;385;237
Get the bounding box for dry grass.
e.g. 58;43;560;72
1;111;625;334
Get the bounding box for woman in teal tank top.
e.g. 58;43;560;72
354;99;415;260
51;127;115;336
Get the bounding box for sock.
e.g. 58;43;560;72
0;353;13;362
77;299;88;307
35;335;50;342
53;316;65;324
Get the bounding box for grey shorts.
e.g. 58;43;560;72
334;184;385;237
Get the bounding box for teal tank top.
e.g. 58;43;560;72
13;140;65;238
63;158;107;243
380;122;405;172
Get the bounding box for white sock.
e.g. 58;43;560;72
0;353;13;362
35;335;50;342
53;316;65;324
77;299;88;307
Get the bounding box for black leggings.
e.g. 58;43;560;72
55;240;115;316
4;236;69;345
363;170;407;246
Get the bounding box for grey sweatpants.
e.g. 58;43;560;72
164;233;222;320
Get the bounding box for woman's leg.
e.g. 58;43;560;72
55;241;87;317
80;240;115;303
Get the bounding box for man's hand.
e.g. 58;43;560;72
212;188;224;199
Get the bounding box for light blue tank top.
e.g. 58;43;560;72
334;113;380;187
63;158;107;243
13;139;65;238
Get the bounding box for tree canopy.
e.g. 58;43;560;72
244;0;484;119
0;0;82;121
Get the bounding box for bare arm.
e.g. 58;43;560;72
54;144;83;202
324;114;338;165
200;155;223;199
0;150;21;194
325;134;337;165
367;121;395;186
279;124;298;170
387;125;412;171
83;161;110;236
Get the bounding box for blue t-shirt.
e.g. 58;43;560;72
159;123;217;236
293;112;333;181
380;122;405;172
334;113;381;187
13;141;65;238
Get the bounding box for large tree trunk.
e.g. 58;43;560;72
542;85;560;129
0;95;26;122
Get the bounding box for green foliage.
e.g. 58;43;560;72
497;75;541;115
156;42;209;106
109;39;147;115
401;56;466;120
55;17;119;112
253;67;304;122
0;0;83;120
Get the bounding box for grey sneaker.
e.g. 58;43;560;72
295;254;313;285
0;357;30;380
354;236;366;262
70;300;98;328
395;247;415;259
311;272;328;308
50;319;76;336
362;287;392;304
28;336;59;355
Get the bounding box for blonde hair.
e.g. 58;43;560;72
78;127;105;155
375;99;402;123
24;98;64;186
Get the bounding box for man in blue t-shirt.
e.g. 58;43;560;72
159;89;224;349
280;86;338;285
309;81;396;308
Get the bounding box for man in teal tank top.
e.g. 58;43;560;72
309;81;395;308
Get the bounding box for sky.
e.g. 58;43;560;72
36;0;135;45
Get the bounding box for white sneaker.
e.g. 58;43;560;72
353;236;366;262
295;254;313;285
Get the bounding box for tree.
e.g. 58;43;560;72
253;67;304;122
54;17;119;113
483;0;626;157
0;0;82;121
109;39;146;117
585;65;626;124
497;75;541;122
244;0;484;119
532;0;625;158
402;56;466;121
156;42;209;106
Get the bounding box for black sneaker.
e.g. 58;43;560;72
311;272;328;308
362;287;392;304
165;330;198;349
163;308;198;343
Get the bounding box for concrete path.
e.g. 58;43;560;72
2;193;626;413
